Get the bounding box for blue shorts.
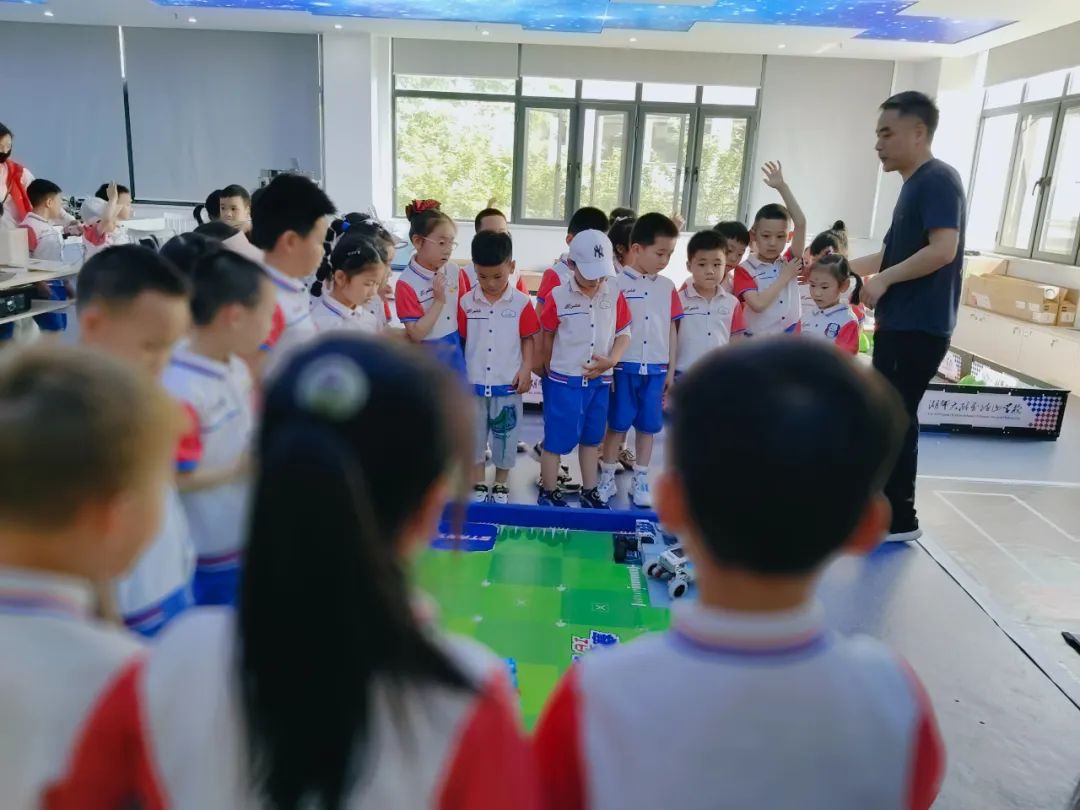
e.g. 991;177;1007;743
193;554;242;607
33;280;68;332
609;370;666;434
123;584;194;638
543;377;610;455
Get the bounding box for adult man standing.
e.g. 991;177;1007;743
853;91;966;543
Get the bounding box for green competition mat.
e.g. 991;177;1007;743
416;524;671;728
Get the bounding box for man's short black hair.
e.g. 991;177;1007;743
471;230;513;268
568;206;609;237
250;174;336;252
881;91;940;139
77;245;190;312
752;203;790;228
95;183;130;201
27;179;62;208
714;220;750;246
630;212;679;247
687;229;727;260
474;207;506;233
669;340;905;575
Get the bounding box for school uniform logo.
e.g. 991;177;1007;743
825;323;840;338
599;300;613;310
501;308;517;319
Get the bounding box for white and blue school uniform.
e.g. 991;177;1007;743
732;251;801;337
539;276;631;455
163;347;255;607
675;281;746;376
458;283;540;469
261;262;316;375
21;211;70;332
609;268;683;435
802;302;861;355
395;258;470;376
0;567;144;808
311;292;380;335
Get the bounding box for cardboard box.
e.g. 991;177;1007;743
0;228;29;268
966;273;1061;325
964;254;1010;277
1058;290;1079;327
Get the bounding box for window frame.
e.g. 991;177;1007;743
392;75;759;228
970;76;1080;266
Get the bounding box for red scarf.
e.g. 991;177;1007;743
3;160;31;222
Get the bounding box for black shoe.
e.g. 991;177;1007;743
537;488;569;507
557;471;582;493
579;487;610;509
530;441;544;461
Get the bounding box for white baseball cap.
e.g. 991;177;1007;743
568;229;615;281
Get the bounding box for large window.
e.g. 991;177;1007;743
969;68;1080;264
393;76;757;227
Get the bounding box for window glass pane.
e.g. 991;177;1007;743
580;79;636;101
968;114;1018;249
641;82;696;103
522;76;575;98
395;97;515;219
636;111;692;218
1037;106;1080;256
984;81;1023;109
394;74;516;95
999;111;1055;251
579;108;629;213
692;116;748;227
1068;68;1080;96
522;107;571;220
1023;70;1068;102
701;85;758;106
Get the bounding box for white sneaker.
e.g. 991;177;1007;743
472;484;490;503
631;473;652;508
884;527;923;543
597;470;617;502
491;484;510;505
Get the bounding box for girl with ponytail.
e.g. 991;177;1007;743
48;335;539;810
802;253;863;355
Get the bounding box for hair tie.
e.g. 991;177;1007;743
295;355;370;422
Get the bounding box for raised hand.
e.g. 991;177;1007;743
761;161;786;190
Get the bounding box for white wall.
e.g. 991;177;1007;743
750;55;894;245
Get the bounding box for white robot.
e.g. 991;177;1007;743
644;544;695;599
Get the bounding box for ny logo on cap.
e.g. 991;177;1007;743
594;244;605;259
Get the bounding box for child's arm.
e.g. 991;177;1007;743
97;183;121;236
539;329;554;375
762;161;806;258
584;333;630;380
738;259;802;313
398;273;446;343
665;322;678;393
537;297;559;374
515;305;541;393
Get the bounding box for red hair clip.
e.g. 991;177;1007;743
405;198;442;218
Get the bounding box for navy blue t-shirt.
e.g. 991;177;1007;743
876;158;966;337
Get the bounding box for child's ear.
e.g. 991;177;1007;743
565;234;573;247
509;259;517;273
842;494;891;557
655;470;690;535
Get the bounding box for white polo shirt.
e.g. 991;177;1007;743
395;259;470;341
365;294;393;332
262;263;316;370
535;600;945;810
676;282;747;372
613;267;683;374
540;276;631;385
163;348;255;563
0;567;144;810
311;293;380;335
20;212;63;261
535;256;573;304
458;283;540;396
802;302;861;355
733;252;801;336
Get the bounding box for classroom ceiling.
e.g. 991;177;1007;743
2;0;1079;61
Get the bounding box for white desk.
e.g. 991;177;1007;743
0;299;74;327
0;261;81;292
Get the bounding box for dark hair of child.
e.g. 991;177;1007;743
472;230;513;268
27;179;62;208
161;234;265;326
473;207;506;233
714;220;750;247
76;245;190;313
193;221;241;241
811;253;863;306
752;203;790;228
220;184;251;204
194;189;222;226
608;215;636;266
686;228;728;261
333;213;395;260
669;339;905;575
239;335;473;810
250;174;336;252
406;199;454;242
311;235;385;298
94;183;131;201
609;206;635;222
568;206;609;236
630;212;679;246
809;220;849;257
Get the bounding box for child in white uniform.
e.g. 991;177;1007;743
0;345;180;808
81;183;132;259
310;236;385;335
803;254;862;355
77;245;196;637
50;337;540;810
22;179;80;333
675;229;746;376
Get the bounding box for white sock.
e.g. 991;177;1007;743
633;465;649;475
600;462;618;475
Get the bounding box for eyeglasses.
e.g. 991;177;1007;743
421;236;458;250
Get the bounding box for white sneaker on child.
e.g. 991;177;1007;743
597;469;617;502
491;484;510;505
472;484;490;503
631;472;652;508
